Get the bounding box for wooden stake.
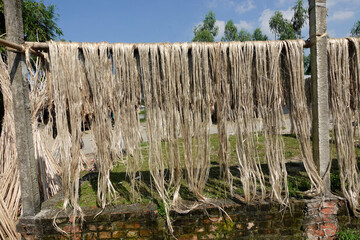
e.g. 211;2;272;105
3;0;40;216
309;0;331;192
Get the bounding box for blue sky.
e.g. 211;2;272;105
42;0;360;43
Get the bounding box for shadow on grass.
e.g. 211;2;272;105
81;159;316;208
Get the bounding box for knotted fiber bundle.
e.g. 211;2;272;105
328;38;360;215
0;50;62;239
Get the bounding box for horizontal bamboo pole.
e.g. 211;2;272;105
1;37;356;54
0;38;44;58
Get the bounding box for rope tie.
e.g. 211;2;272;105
305;32;328;48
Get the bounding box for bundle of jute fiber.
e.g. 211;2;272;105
228;41;266;202
48;42;84;233
25;50;63;200
182;42;212;203
254;41;288;205
112;43;142;201
214;43;233;195
81;43;117;210
328;38;360;215
0;58;21;239
138;43;183;232
283;40;325;196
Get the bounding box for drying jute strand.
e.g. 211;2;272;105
4;39;360;237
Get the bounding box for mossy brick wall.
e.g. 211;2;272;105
17;199;352;240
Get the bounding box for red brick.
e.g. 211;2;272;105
113;221;125;229
306;224;318;231
195;227;205;233
321;207;337;215
73;234;81;240
83;232;97;240
98;231;111;239
202;219;211;224
178;234;198;240
201;234;216;239
319;222;337;230
140;229;152;237
307;229;325;237
126;230;139;238
62;225;81;233
125;222;141;229
88;225;97;231
324;228;337;237
322;201;337;208
236;223;245;230
22;235;35;240
209;225;219;232
209;216;223;222
112;231;125;238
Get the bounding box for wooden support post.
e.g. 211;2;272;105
3;0;40;216
309;0;331;192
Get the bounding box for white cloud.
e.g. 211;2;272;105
207;0;256;14
277;0;287;6
235;21;254;31
328;10;355;21
236;0;255;14
215;20;226;41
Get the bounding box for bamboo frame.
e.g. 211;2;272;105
0;38;323;55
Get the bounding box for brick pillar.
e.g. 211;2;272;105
303;199;339;239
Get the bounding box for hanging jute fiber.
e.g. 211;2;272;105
5;38;360;237
328;38;360;216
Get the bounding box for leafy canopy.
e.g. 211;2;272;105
0;0;63;41
351;20;360;37
269;0;307;40
238;29;252;42
221;20;238;42
193;10;218;42
252;28;268;41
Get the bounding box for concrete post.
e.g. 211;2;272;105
308;0;331;191
3;0;41;216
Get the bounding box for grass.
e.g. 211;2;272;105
77;133;316;208
76;130;360;209
337;228;360;240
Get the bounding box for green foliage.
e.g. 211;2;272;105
303;53;311;75
22;0;63;41
291;0;308;38
238;28;251;42
337;228;360;240
287;176;311;198
193;29;214;42
351;20;360;37
193;10;218;42
221;19;238;42
269;11;296;40
0;0;63;41
269;1;307;40
252;28;268;41
330;172;342;192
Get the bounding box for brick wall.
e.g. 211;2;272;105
17;198;357;240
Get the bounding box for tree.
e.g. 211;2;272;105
0;0;62;133
221;20;239;42
252;28;268;41
193;30;214;42
351;20;360;37
238;28;251;42
269;1;307;40
269;11;296;40
291;0;308;38
0;0;63;42
193;10;219;42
